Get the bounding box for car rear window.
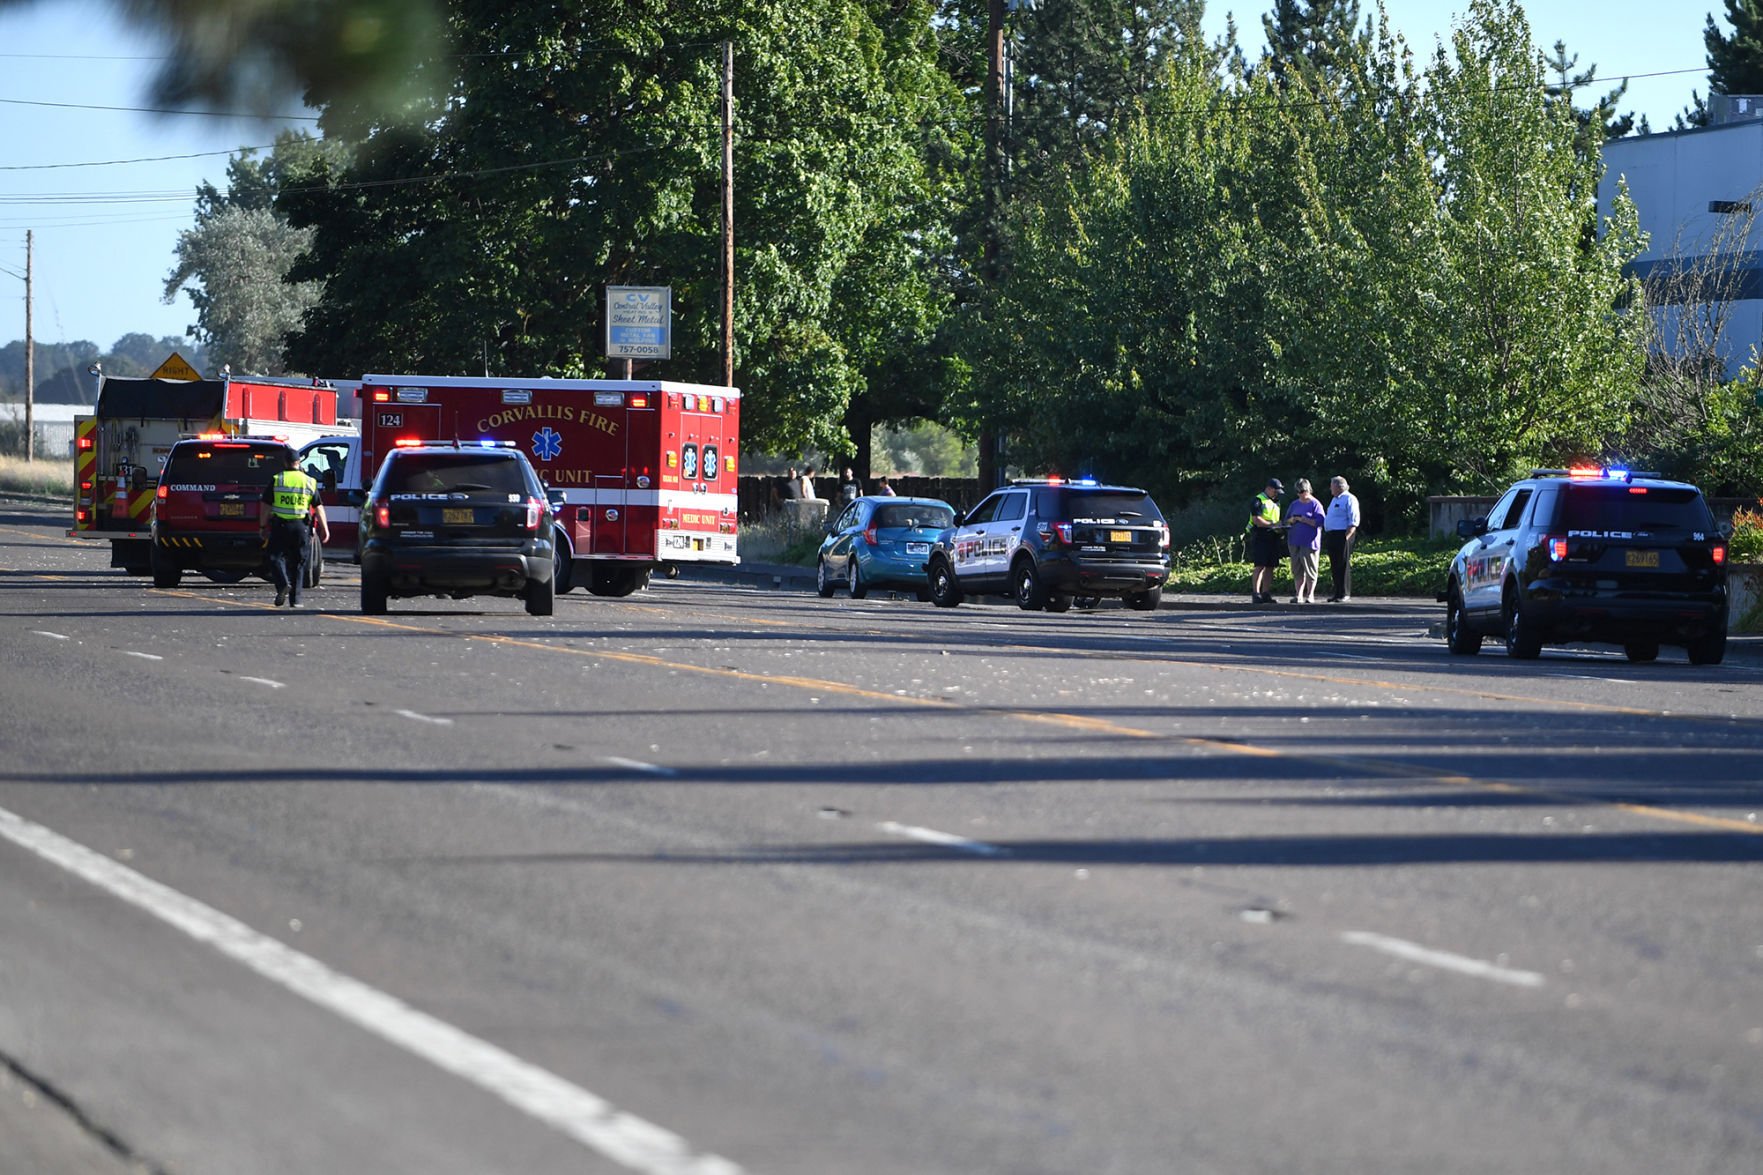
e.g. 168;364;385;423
874;503;955;530
384;453;531;495
1049;489;1164;523
1558;485;1714;533
163;445;285;481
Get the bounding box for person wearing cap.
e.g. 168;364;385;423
1323;474;1362;602
1246;477;1285;604
1284;478;1326;603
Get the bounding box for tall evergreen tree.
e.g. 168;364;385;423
1260;0;1367;86
1678;1;1763;127
1543;39;1635;151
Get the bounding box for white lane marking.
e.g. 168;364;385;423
604;756;679;778
32;630;69;640
1341;931;1545;988
0;804;743;1175
877;821;1010;858
122;651;164;661
394;709;454;726
239;676;285;690
1319;652;1377;660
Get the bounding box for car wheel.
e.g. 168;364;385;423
553;530;575;593
361;571;389;615
816;557;836;598
589;566;650;597
928;558;962;608
848;557;868;600
1623;640;1659;663
1687;628;1727;665
1046;593;1074;613
1446;585;1482;655
1126;585;1163;611
1503;586;1542;659
150;541;181;589
1013;558;1047;611
305;534;324;589
524;571;555;617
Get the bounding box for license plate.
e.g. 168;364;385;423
1110;530;1131;543
443;508;475;525
906;542;929;555
217;502;244;518
1625;549;1659;568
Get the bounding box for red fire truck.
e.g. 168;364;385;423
338;375;739;596
70;373;345;575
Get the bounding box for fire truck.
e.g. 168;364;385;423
335;374;739;596
70;373;346;575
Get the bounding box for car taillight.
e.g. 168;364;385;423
156;484;167;500
1547;535;1567;562
1156;521;1170;550
372;500;389;528
525;498;543;530
1713;543;1727;565
864;523;878;546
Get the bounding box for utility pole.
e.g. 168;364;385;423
721;39;735;389
23;230;33;463
978;0;1006;491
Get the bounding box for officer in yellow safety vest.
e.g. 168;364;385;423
260;458;330;608
1246;477;1284;604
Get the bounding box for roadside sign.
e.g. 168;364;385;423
605;286;672;361
150;352;203;381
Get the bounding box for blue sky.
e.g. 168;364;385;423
0;0;1725;367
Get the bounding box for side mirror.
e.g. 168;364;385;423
1456;517;1487;539
343;488;367;507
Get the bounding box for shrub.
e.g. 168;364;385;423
1728;505;1763;563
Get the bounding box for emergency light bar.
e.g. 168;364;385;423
392;438;518;449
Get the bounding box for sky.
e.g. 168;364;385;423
0;0;1728;364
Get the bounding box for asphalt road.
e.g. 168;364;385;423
2;500;1761;1175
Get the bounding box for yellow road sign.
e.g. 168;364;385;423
150;352;203;381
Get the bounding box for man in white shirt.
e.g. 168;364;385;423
1322;475;1361;602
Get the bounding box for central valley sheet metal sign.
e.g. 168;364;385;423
605;286;672;360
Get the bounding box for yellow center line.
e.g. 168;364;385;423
12;552;1762;837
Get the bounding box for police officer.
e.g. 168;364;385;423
1247;477;1284;604
260;456;330;608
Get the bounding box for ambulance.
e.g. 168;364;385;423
310;375;739;596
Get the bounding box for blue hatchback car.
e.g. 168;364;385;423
817;496;958;600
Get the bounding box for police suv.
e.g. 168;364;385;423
925;478;1171;612
150;436;320;590
1442;467;1729;664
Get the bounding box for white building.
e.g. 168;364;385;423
1599;113;1763;378
0;401;83;457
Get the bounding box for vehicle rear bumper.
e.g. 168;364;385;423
1038;553;1171;595
1524;588;1728;640
362;541;552;592
153;529;270;569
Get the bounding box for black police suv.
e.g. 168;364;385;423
925;478;1171;612
358;441;556;616
1442;467;1729;664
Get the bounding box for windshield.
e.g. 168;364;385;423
383;453;531;495
1558;485;1713;533
874;503;955;530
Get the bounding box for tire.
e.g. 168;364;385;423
1046;594;1074;613
552;530;575;593
816;558;836;598
1446;585;1482;655
847;557;868;600
524;571;555;616
304;534;324;589
915;587;932;603
1503;586;1542;659
1623;640;1659;663
361;571;389;615
1013;558;1047;611
1687;628;1727;665
928;558;962;608
1126;585;1163;612
150;542;181;589
590;565;649;597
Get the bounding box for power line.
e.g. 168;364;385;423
0;95;317;120
0;145;278;171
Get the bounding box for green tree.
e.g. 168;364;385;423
282;0;960;457
164;205;322;375
1706;0;1763;96
1260;0;1368;86
1542;39;1635;152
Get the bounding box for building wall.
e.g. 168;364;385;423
1600;120;1763;376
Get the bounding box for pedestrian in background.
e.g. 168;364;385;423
1323;474;1361;602
260;455;329;608
877;476;896;496
801;465;819;500
781;466;802;501
840;467;859;505
1246;477;1284;604
1284;478;1325;604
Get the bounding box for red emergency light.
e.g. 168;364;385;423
628;394;649;408
76;436;94;451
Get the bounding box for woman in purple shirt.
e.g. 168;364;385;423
1284;479;1326;603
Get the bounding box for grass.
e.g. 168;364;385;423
0;455;73;498
740;511;826;566
1166;533;1457;598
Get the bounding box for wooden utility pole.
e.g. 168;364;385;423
978;0;1006;491
23;230;33;462
721;39;735;389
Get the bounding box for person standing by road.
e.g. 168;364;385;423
1284;478;1325;604
1323;474;1361;602
260;457;330;608
839;467;860;505
1246;477;1284;604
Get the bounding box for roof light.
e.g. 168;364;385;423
1074;477;1098;486
1567;466;1601;478
629;394;649;408
394;437;425;447
197;432;227;440
1044;474;1064;485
